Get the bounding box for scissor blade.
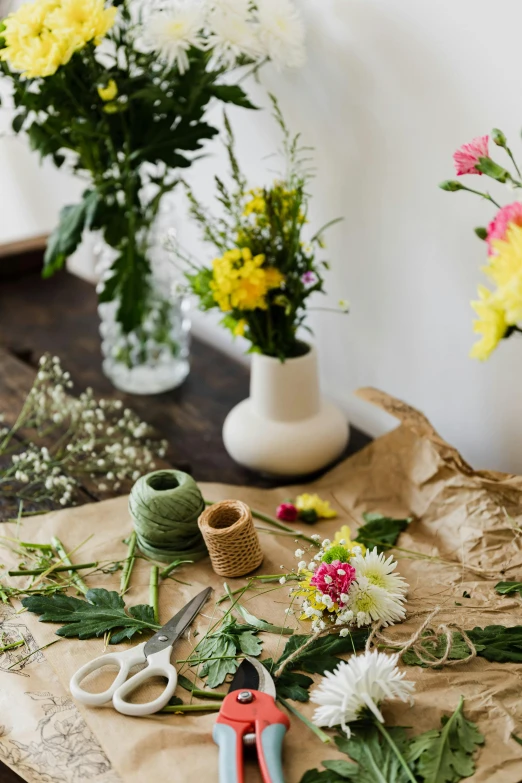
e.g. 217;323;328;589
227;656;276;699
144;587;212;658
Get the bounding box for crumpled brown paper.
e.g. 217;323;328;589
2;388;522;783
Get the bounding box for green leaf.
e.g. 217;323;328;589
334;726;413;783
474;227;488;241
238;631;263;656
234;601;293;635
43;191;99;279
299;770;347;783
401;631;479;668
323;760;359;778
276;669;314;702
354;513;411;553
12;112;27;133
209;84;258;110
22;588;160;643
495;581;522;597
275;631;368;676
416;696;484;783
199;636;238;688
511;732;522;747
466;625;522;663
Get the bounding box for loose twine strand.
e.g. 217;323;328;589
365;605;478;667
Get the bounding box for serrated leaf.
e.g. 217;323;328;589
22;588;159;643
299;770;346;783
323;759;359;778
416;697;484;783
209;84;257;110
354;514;411;553
495;581;522;597
466;625;522;663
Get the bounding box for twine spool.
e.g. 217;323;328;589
129;470;207;563
198;500;263;578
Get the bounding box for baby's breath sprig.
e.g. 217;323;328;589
0;354;166;508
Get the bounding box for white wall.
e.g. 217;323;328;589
2;0;522;473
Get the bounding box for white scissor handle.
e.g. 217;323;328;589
70;642;147;707
112;645;178;717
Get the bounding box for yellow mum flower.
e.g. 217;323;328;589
210;247;284;312
487;224;522;325
97;78;118;101
48;0;117;47
295;493;337;519
332;525;366;556
470;285;508;361
293;572;337;620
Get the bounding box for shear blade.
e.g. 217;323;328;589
228;656;276;699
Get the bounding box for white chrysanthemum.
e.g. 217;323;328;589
206;2;261;68
256;0;305;69
144;2;206;73
352;548;408;596
347;576;406;627
311;651;415;736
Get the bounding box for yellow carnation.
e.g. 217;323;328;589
470;285;508;361
332;524;366;556
97;78;118;101
295;493;337;519
487;223;522;325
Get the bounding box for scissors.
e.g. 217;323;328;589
213;656;290;783
69;586;211;717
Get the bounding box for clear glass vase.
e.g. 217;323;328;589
95;225;190;395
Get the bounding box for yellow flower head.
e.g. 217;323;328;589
243;188;266;217
97;78;117;101
210;247;284;312
293;572;337;620
486;223;522;326
295;493;337;520
0;0;116;78
331;524;366;557
470;285;508;361
233;318;247;337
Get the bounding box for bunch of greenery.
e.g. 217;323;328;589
181;98;346;360
0;0;268;336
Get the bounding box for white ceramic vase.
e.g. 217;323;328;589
223;345;349;476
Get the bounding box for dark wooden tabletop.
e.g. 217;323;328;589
0;269;370;783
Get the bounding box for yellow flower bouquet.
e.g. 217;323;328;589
0;0;305;383
179;99;346;360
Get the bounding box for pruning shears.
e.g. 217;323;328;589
213;656;290;783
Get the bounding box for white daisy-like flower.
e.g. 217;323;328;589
347;576;407;627
206;0;261;68
311;651;415;736
351;547;409;596
143;1;206;73
255;0;306;69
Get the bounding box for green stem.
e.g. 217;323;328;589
18;542;54;552
150;565;159;624
507;147;522;178
277;696;331;744
161;703;221;713
0;639;24;653
188;688;226;700
459;184;501;208
120;531;137;595
51;537;88;595
374;721;418;783
7;639;60;670
160;559;193;579
8;562;97;577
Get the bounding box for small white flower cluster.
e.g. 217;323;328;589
142;0;305;74
289;537;409;635
1;355;166;507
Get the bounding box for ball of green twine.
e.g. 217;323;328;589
129;470;208;562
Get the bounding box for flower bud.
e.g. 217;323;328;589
439;180;465;192
474;227;488;241
492;128;507;148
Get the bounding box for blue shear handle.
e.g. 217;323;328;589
259;724;287;783
213;723;242;783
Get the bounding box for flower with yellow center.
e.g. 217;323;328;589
210;247;284;312
97;78;118;101
295;493;337;519
469;285;508;361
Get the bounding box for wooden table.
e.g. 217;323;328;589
0;270;370;783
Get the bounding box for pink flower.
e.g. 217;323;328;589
487;202;522;254
277;502;299;522
453;135;489;176
311;560;356;607
302;271;317;286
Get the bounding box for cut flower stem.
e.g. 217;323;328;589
278;696;331;744
374;720;417;783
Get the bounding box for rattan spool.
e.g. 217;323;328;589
198;500;263;578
